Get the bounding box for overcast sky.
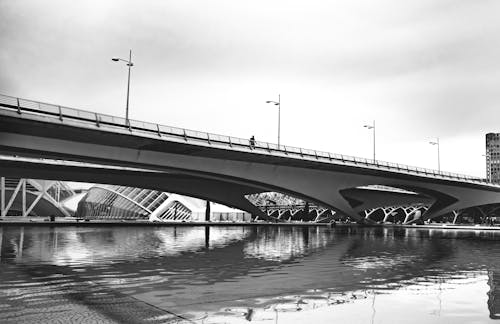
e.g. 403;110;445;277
1;0;499;177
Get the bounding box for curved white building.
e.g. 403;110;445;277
76;185;251;222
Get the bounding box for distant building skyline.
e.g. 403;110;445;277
486;133;500;183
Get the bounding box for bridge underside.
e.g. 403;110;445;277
2;156;497;224
340;188;434;213
0;159;270;221
1;111;500;222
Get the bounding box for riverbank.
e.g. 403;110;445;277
0;217;342;227
393;223;500;231
2;217;500;231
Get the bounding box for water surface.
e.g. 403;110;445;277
1;225;499;323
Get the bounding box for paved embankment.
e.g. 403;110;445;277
0;217;341;227
2;218;500;231
392;223;500;231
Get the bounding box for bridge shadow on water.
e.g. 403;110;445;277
1;225;500;323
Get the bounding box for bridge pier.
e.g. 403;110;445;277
0;177;4;217
452;210;462;224
382;207;396;223
205;200;211;222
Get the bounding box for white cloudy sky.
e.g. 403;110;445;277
1;0;499;177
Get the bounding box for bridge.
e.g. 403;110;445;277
0;93;499;223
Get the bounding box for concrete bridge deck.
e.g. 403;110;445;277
0;93;487;185
0;93;499;223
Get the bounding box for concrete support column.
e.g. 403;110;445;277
205;200;211;222
4;180;23;217
364;209;377;220
304;202;310;220
205;226;210;248
452;211;461;224
316;209;328;222
0;177;5;217
383;210;392;222
403;209;421;224
22;180;26;217
403;212;411;224
476;207;487;223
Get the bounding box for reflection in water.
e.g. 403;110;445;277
243;227;332;261
489;271;500;319
1;226;500;323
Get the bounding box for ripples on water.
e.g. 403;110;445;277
1;225;500;323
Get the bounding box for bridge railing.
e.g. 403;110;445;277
0;93;491;186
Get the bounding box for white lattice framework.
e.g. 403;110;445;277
0;177;74;217
154;201;192;221
363;204;430;224
85;185;197;222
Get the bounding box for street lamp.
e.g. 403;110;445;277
363;120;376;161
429;138;441;172
112;49;134;124
266;94;281;149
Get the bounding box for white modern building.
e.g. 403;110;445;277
75;185;252;222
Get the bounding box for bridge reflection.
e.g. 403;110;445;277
1;226;500;322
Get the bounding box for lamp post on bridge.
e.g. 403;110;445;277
429;138;441;172
266;94;281;149
363;120;376;161
112;50;134;125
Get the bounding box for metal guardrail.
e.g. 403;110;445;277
0;93;492;186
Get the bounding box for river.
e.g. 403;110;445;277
0;225;499;323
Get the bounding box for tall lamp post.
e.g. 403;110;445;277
112;50;134;124
429;138;441;172
266;94;281;149
363;120;376;161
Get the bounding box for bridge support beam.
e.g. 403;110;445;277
22;179;26;217
0;158;268;221
0;177;4;217
452;210;462;224
404;209;425;225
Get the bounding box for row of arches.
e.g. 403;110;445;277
249;188;500;225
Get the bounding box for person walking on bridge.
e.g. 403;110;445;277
249;136;256;149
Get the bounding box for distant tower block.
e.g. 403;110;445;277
486;133;500;183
